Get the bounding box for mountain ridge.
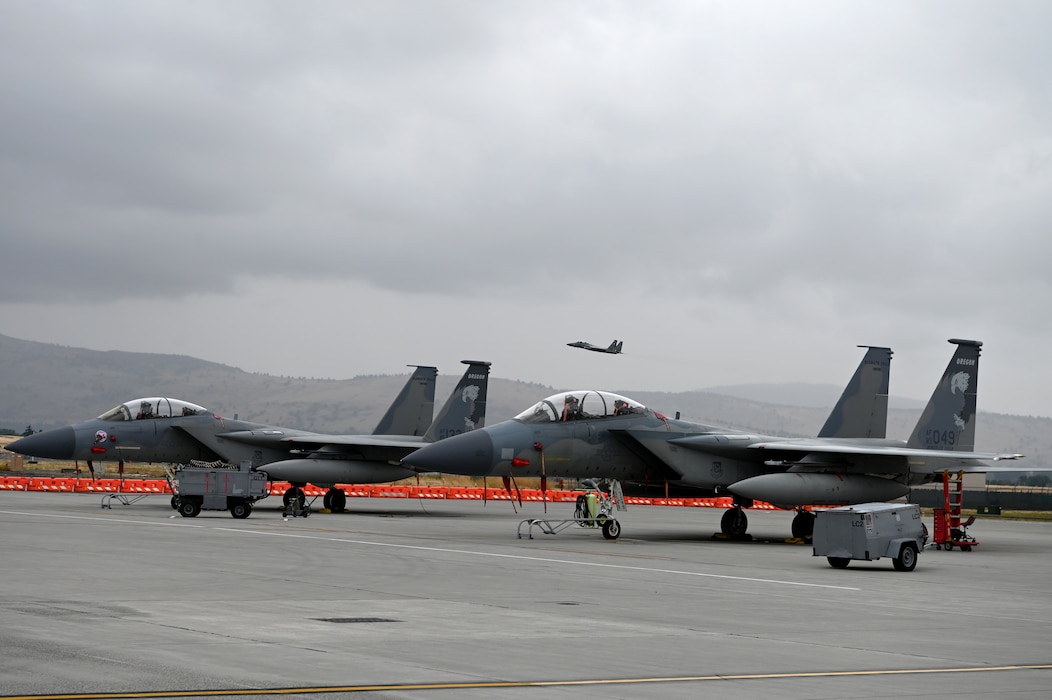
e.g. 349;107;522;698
1;333;1047;471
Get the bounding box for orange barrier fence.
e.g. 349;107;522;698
0;477;176;494
0;476;31;491
5;476;782;510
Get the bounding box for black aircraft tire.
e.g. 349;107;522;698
893;543;918;572
791;511;815;539
602;519;621;540
322;490;333;511
827;557;851;569
330;489;347;513
721;508;748;536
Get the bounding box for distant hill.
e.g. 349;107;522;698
702;382;926;410
1;333;1048;474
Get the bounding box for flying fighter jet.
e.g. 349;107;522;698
567;339;623;354
8;361;490;512
402;340;1027;539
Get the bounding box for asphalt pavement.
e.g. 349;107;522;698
1;490;1050;699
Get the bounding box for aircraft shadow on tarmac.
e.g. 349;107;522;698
616;529;815;545
301;506;470;518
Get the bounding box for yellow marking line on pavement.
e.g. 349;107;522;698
4;664;1052;699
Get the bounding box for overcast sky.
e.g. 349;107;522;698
1;2;1050;419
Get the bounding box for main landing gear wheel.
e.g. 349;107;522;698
721;507;748;536
893;543;918;571
602;519;621;540
324;488;347;513
791;510;815;539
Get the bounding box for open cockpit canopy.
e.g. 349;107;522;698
514;390;647;424
97;398;209;422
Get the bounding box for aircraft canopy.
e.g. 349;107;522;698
97;398;209;422
515;390;647;424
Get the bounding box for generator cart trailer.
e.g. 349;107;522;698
812;502;925;571
172;460;269;518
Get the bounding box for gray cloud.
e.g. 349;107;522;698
1;1;1050;416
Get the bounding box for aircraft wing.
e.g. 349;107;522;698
745;441;1026;474
283;435;425;463
748;441;1023;461
667;432;1026;475
216;429;424;460
279;435;424;450
202;428;315;447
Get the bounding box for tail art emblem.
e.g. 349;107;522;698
462;384;481;430
950;371;971;430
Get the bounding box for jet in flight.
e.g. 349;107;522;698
403;340;1026;539
8;361;490;512
567;339;623;354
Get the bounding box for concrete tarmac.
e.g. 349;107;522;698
1;490;1051;699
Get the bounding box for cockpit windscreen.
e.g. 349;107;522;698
97;398;209;422
514;391;646;424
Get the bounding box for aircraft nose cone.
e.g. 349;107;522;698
6;426;77;460
404;430;494;476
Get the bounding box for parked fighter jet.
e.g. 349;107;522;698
403;340;1026;539
567;339;623;354
8;361;490;512
260;360;489;511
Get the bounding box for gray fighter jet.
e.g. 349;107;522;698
403;340;1026;539
8;361;490;512
567;339;623;354
260;360;489;510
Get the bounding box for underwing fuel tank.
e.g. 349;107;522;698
728;472;909;507
259;459;415;485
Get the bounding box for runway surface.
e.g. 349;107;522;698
1;490;1051;699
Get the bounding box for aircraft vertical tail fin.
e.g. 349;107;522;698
818;346;892;439
423;360;491;443
371;365;438;437
608;340;623;353
907;339;981;451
